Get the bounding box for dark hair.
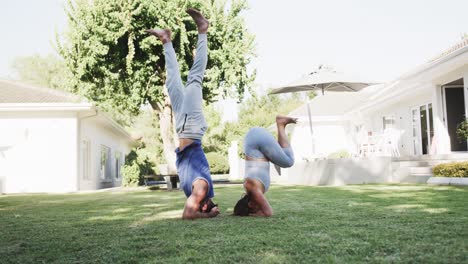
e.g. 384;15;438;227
199;197;217;213
233;194;251;216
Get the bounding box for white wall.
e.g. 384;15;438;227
79;116;132;190
361;90;432;157
291;118;354;159
283;157;393;186
0;112;78;193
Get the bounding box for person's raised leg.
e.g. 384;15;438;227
276;115;298;148
145;29;184;115
255;116;297;168
186;8;209;86
181;8;209;137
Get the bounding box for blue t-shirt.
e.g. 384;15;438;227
175;140;214;198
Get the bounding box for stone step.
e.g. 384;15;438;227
211;174;230;181
394;160;440;167
397;174;432;184
394;153;468;161
409;166;433;175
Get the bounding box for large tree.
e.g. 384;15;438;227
58;0;255;172
11;54;71;90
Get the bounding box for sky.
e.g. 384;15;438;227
0;0;467;91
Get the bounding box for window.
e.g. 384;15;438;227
81;140;91;180
115;151;122;179
382;116;395;130
100;145;111;180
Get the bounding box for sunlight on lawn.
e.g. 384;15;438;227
88;215;129;221
385;204;425;212
112;208;131;213
141;203;166;208
130;209;184;227
369;192;421;198
422;208;449;214
39;200;66;204
340;185;430;193
347;201;374;207
259;251;287;263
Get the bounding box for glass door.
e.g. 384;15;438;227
411;108;421;155
411;103;434;155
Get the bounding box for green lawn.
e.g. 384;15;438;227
1;184;467;263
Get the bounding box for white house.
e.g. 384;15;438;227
273;38;468;185
0;80;134;193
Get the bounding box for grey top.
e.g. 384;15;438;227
245;160;271;192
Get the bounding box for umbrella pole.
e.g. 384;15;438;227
306;98;315;157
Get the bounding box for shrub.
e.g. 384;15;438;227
456;119;468;142
122;162;141;186
206;152;229;174
432;162;468;177
122;148;155;186
327;150;351;159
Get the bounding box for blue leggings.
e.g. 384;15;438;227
243;127;294;191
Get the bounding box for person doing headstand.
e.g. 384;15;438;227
234;116;297;217
146;8;219;220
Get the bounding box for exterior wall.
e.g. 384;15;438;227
0;112;78;193
282;157;393;186
290;118;354;159
79;117;132;191
360;87;435;157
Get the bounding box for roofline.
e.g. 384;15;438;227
0;102;135;143
0;79;85;102
0;103;94;111
398;41;468;81
94;110;135;143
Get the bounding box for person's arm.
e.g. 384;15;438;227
182;180;220;220
248;190;273;217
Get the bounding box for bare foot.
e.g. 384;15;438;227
186;8;209;33
145;29;171;44
276;115;298;127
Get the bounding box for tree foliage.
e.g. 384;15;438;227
226;92;304;144
11;54;71;90
58;0;255;115
58;0;255;170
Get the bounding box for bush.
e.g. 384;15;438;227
456;119;468;142
122;162;141;186
432;162;468;177
122;148;155;186
206;152;229;174
327;150;351;159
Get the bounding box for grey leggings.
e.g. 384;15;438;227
163;34;208;140
243;127;295;191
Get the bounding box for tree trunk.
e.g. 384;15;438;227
149;89;178;175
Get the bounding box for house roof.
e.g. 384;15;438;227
289;85;382;117
399;37;468;81
0;80;134;143
428;37;468;63
0;79;86;103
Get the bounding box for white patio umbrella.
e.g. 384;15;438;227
269;67;378;156
270;68;377;95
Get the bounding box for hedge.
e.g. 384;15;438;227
432;161;468;177
206;152;229;174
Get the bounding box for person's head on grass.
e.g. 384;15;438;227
233;193;265;216
234;178;273;217
199;196;217;213
233;194;251;216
